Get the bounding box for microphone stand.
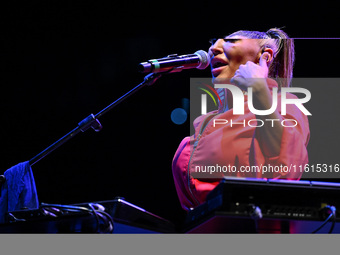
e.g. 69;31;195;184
28;72;164;166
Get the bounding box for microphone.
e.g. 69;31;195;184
138;50;210;73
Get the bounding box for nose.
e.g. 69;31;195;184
209;39;224;56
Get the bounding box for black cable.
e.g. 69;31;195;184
328;206;336;234
88;203;114;233
40;203;92;213
7;213;26;222
311;213;333;233
329;214;336;234
40;202;114;233
41;202;101;233
88;203;100;233
311;205;336;234
96;211;115;233
248;204;262;233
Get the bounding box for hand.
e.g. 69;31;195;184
230;53;270;93
230;53;283;158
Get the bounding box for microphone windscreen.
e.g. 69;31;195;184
195;50;210;70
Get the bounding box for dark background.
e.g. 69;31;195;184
0;1;339;228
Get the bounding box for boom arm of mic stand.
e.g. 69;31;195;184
28;72;164;166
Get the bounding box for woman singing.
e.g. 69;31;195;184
172;28;310;211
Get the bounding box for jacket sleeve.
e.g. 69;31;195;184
261;92;310;179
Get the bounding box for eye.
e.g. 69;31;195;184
223;38;240;43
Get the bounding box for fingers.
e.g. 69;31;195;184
230;75;247;91
259;52;270;67
231;63;252;90
231;54;269;90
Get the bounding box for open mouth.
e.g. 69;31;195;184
212;62;227;68
211;58;228;76
211;58;228;69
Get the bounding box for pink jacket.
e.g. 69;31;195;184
172;80;310;211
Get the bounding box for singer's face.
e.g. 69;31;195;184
208;36;262;83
